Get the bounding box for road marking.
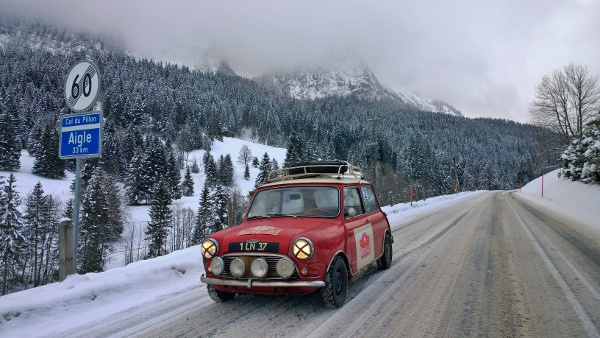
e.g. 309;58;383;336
506;198;600;337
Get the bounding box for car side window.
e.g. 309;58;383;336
343;187;365;218
361;186;379;213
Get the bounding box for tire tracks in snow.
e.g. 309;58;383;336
506;193;600;337
300;193;484;337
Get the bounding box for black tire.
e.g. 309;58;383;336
377;233;392;270
320;256;348;308
207;285;236;302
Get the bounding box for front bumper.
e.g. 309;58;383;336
201;274;325;289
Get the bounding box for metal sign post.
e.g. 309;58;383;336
61;60;103;274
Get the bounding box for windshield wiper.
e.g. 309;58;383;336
246;215;268;220
266;213;297;218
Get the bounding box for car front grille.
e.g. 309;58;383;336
221;253;299;279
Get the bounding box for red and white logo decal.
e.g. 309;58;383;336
359;232;371;260
237;226;282;236
354;224;375;270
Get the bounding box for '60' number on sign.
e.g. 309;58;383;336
71;73;92;99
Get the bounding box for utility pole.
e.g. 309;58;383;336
367;118;379;185
454;147;458;193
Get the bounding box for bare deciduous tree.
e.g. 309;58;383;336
237;144;253;166
529;63;600;138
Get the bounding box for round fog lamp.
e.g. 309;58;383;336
250;258;268;278
230;258;246;278
209;257;224;275
276;257;295;278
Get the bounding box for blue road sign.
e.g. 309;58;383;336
59;111;103;159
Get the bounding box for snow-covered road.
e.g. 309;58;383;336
2;173;600;337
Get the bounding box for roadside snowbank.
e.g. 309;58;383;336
519;169;600;232
2;146;599;337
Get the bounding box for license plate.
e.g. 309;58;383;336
229;242;279;252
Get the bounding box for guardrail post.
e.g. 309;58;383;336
59;219;75;281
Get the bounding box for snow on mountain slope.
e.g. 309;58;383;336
255;62;386;100
254;55;462;117
0;33;8;55
395;90;463;116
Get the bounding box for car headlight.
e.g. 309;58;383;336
209;257;224;275
250;258;268;278
276;257;295;278
293;237;314;260
201;239;219;259
230;258;246;278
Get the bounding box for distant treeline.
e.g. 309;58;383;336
0;20;563;206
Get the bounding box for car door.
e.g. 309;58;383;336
360;184;388;258
343;185;375;273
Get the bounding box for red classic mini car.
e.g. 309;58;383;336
200;161;393;308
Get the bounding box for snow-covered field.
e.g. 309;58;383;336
1;137;599;337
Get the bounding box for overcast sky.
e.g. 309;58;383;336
2;0;599;123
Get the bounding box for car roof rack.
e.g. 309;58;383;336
267;161;364;183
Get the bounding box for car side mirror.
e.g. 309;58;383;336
347;207;356;218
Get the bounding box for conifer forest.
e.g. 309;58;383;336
0;20;564;294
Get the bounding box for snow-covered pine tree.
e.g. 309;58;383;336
254;152;272;189
219;154;235;186
0;173;26;295
204;152;219;187
146;178;173;258
23;182;46;287
72;159;99;195
562;127;600;184
244;163;250;180
181;167;195;197
23;182;59;287
0;110;21;171
100;119;125;176
165;140;182;199
78;168;123;273
284;131;305;167
230;187;248;226
32;120;65;179
192;183;214;244
103;173;126;242
140;136;167;201
207;115;223;141
125;148;146;205
26;120;44;160
212;185;229;231
191;159;200;173
121;125;143;167
63;198;74;220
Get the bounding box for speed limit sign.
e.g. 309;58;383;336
65;60;101;113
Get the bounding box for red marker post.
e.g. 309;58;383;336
541;172;544;198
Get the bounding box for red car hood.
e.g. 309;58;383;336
211;217;332;255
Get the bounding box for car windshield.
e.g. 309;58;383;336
247;186;340;219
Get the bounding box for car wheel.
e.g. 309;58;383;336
207;285;236;302
377;233;392;270
320;256;348;308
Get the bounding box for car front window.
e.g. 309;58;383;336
247;186;340;219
